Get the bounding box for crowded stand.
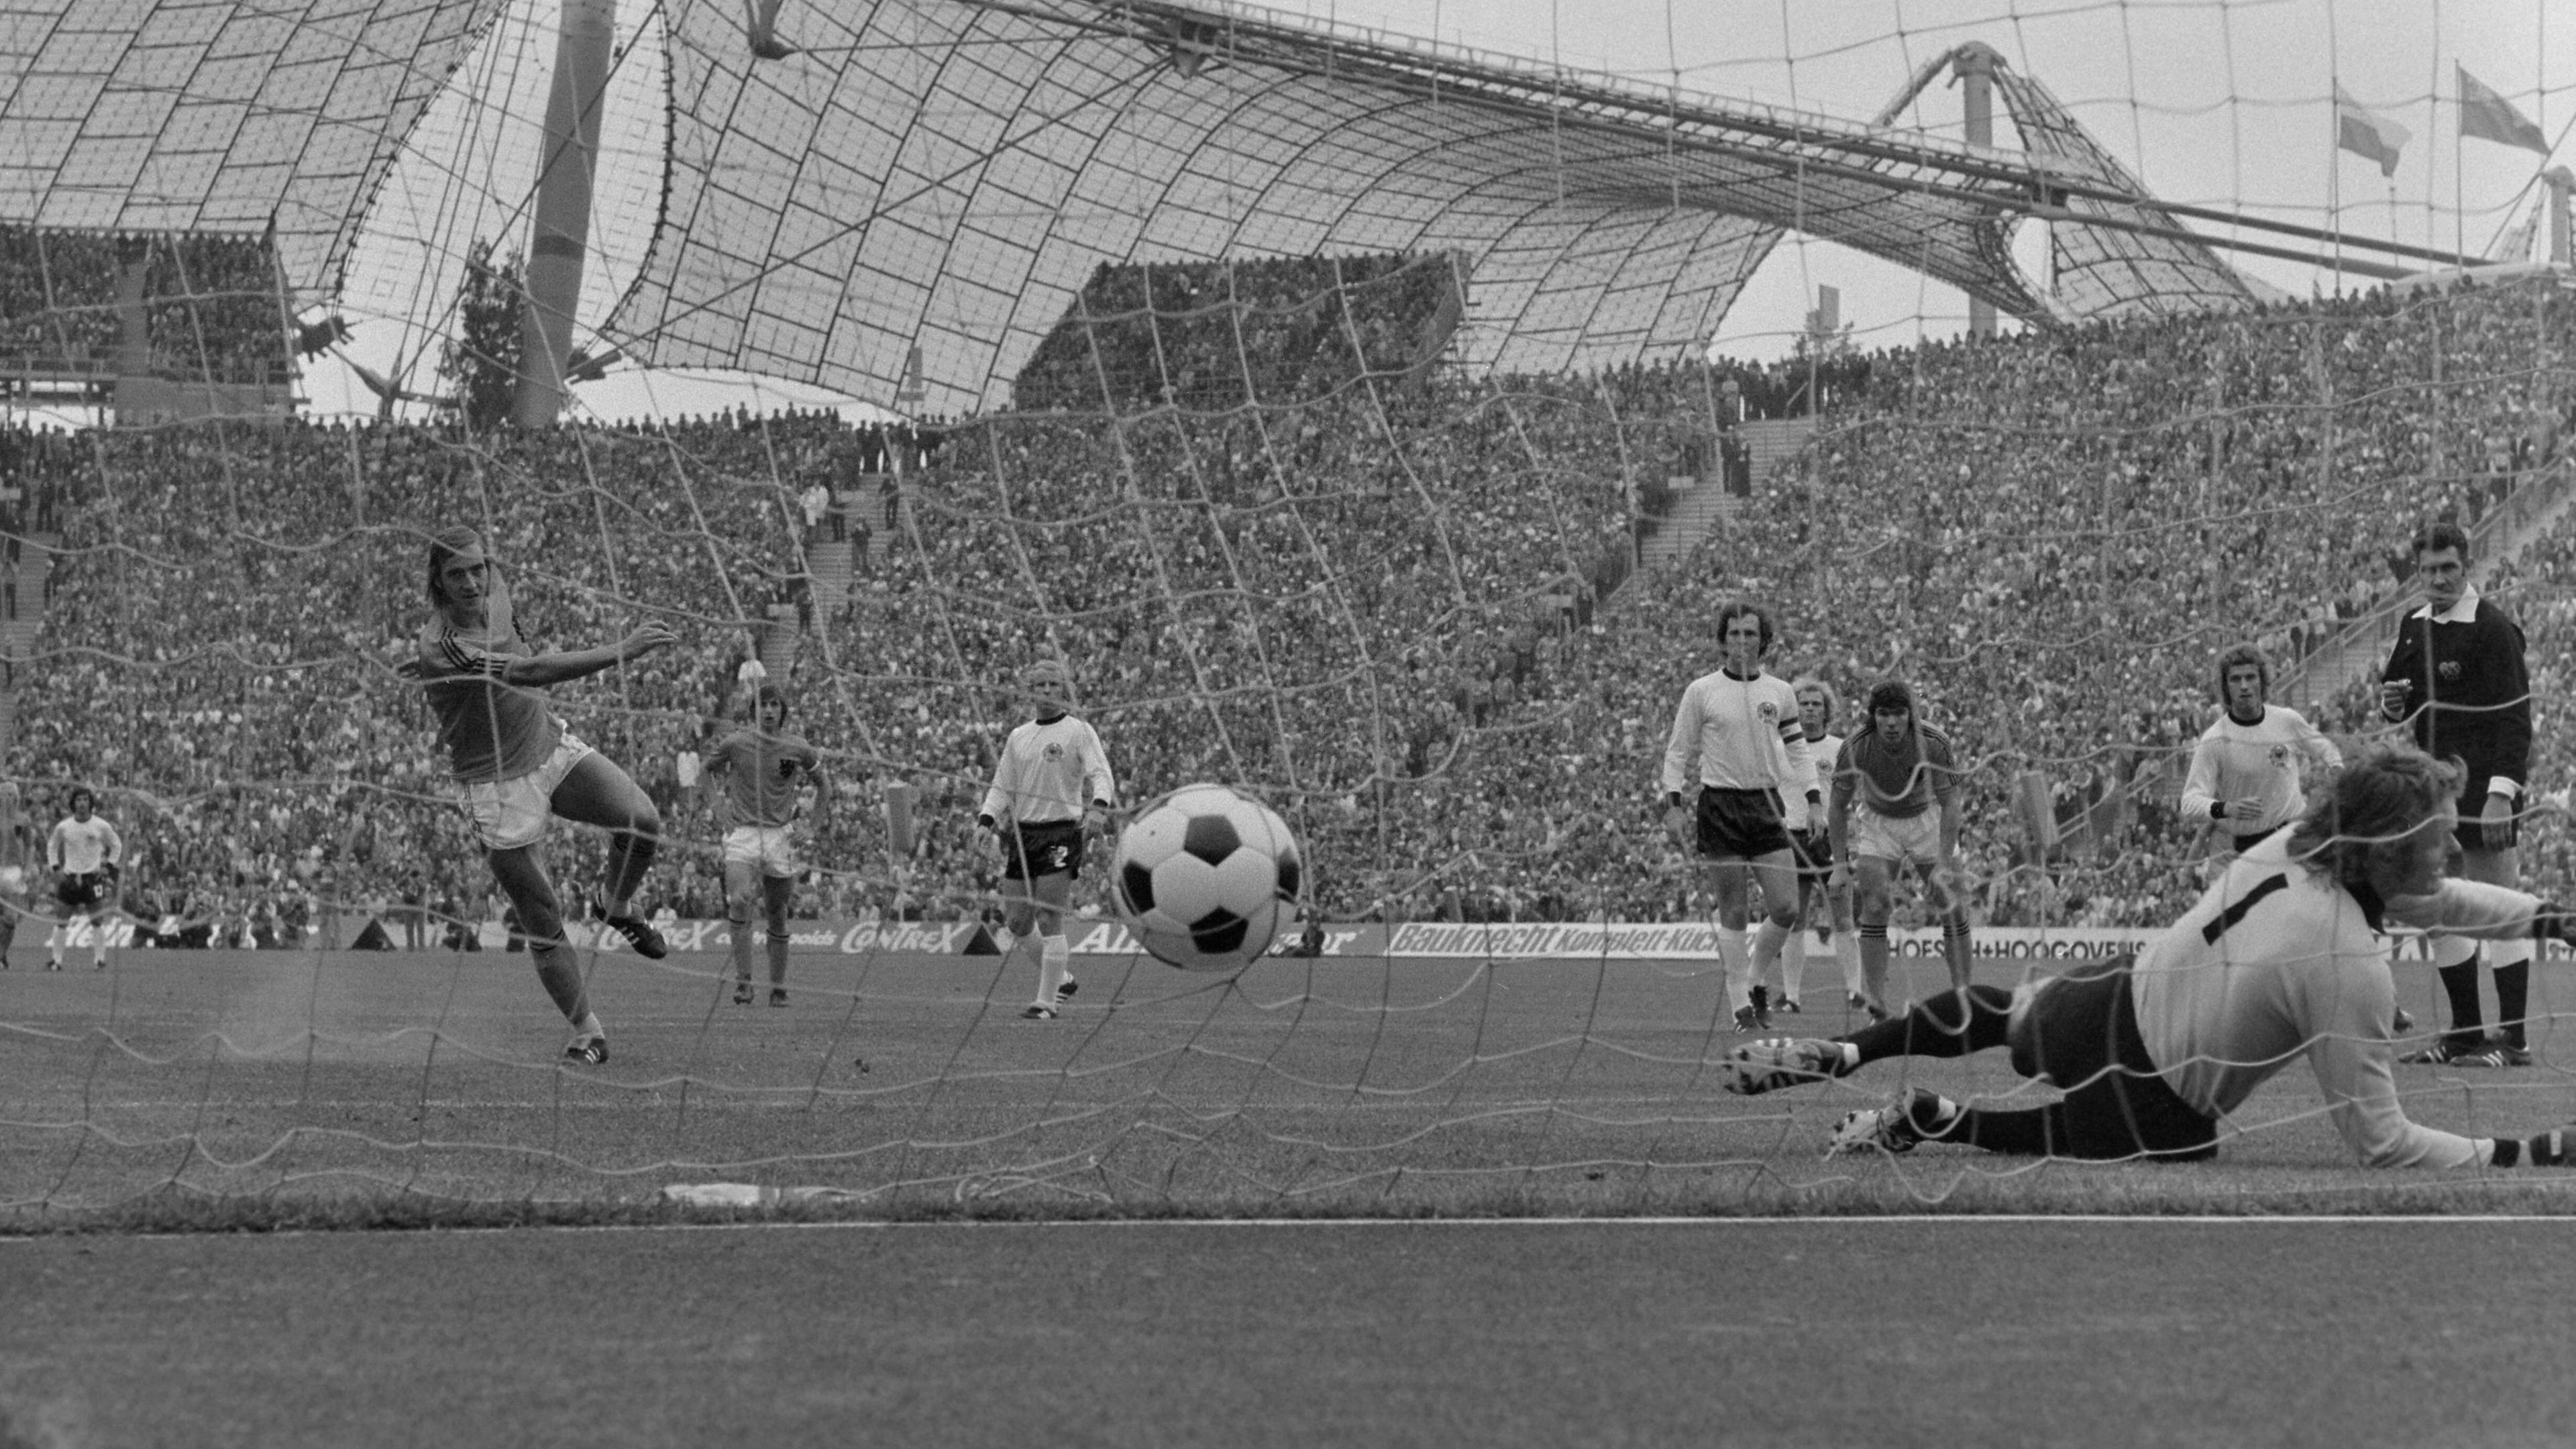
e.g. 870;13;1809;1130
1;225;292;384
140;233;292;384
1011;252;1460;413
0;226;121;366
0;265;2567;943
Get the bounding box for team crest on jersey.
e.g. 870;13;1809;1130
1756;701;1778;722
2436;661;2461;682
2268;745;2290;768
1043;741;1065;761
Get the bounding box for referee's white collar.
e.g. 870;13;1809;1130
2406;583;2479;624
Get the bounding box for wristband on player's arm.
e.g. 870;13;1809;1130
2487;1130;2569;1168
1664;792;1683;812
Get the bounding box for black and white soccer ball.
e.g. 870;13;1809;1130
1112;784;1302;973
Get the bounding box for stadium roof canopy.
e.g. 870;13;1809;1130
0;0;501;289
1;0;2255;415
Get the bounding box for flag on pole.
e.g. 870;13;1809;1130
2334;83;2409;178
2457;66;2549;154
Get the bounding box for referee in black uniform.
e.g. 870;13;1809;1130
2381;519;2536;1066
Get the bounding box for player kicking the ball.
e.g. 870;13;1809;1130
1727;747;2576;1170
979;659;1116;1020
400;527;677;1064
704;682;827;1006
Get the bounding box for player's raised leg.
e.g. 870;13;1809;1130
549;751;667;959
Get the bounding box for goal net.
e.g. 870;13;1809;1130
1;0;2571;1224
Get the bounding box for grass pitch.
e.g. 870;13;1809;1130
5;943;2575;1229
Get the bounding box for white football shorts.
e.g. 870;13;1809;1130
1850;806;1943;873
722;823;800;879
460;732;594;851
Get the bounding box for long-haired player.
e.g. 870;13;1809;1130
1658;601;1819;1032
398;526;677;1063
44;785;120;971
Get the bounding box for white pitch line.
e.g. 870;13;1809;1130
11;1214;2576;1246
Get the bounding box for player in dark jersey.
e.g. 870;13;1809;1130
705;683;827;1006
1829;681;1974;994
2380;520;2536;1067
398;527;678;1064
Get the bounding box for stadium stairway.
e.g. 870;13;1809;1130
1738;417;1815;483
1633;418;1817;576
1638;475;1736;572
0;535;57;758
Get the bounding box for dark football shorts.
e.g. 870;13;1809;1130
1001;819;1086;882
2007;953;2219;1161
1693;787;1792;861
2455;779;2518;854
55;869;113;910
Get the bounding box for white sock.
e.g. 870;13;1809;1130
1761;920;1801;1004
1036;934;1069;1004
1715;925;1750;1012
1835;931;1864;1000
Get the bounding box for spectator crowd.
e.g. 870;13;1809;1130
0;250;2567;946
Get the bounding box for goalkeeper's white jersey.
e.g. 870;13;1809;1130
48;815;120;875
2124;833;2538;1170
980;714;1116;826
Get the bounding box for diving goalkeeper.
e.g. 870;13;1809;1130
1726;746;2576;1169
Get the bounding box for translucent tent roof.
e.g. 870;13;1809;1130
1;0;2254;413
622;0;2251;413
0;0;503;292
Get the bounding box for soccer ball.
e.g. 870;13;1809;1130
1112;784;1302;973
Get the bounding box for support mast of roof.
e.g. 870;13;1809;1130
1955;44;1999;338
514;0;614;427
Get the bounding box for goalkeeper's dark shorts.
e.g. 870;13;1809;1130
2003;953;2219;1162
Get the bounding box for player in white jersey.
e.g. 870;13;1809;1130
2180;643;2342;864
979;659;1117;1019
1726;747;2576;1169
46;786;121;970
705;683;827;1007
1787;677;1870;1021
1660;602;1818;1032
